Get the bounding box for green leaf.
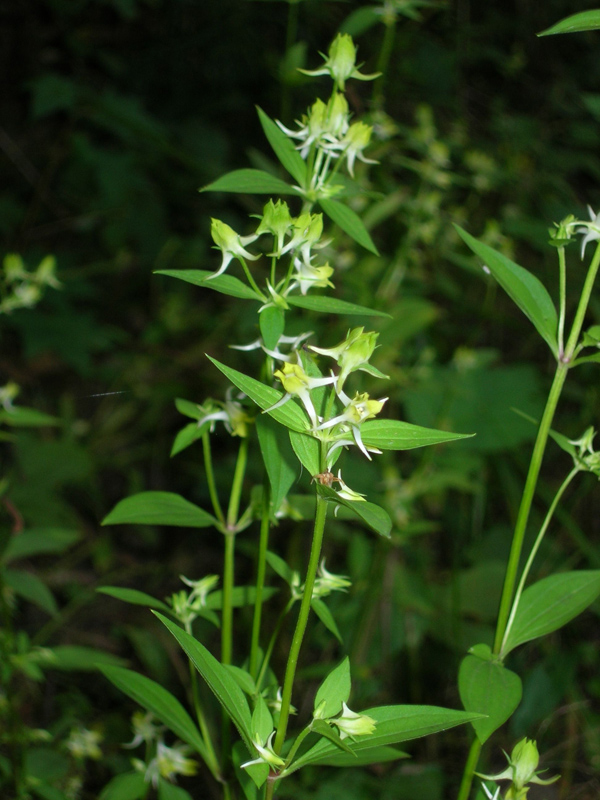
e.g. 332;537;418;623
310;719;356;757
0;406;60;427
256;415;298;511
225;665;257;696
102;491;217;528
155;613;253;749
155;269;262;301
538;10;600;36
286;294;390;317
207;356;309;432
259;306;285;351
300;744;407;768
205;585;278;610
251;695;273;742
265;550;296;586
454;225;558;354
171;422;205;457
458;653;522;743
320;198;379;255
201;168;298;195
316;485;392;538
288;705;480;773
311;598;343;643
100;665;209;759
158;780;194;800
99;772;147;800
314;657;351;719
502;570;600;655
175;398;204;420
97;586;172;614
361;418;474;451
4;569;58;615
289;429;320;476
46;645;125;671
256;106;307;186
4;528;79;563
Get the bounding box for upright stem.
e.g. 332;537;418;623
273;493;328;754
457;739;482;800
557;245;566;356
203;431;225;525
250;482;271;680
373;18;396;107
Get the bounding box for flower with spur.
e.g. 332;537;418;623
279;212;329;266
268;359;336;428
570;205;600;259
309;327;388;394
299;33;380;91
477;738;559;800
209;218;259;278
289;257;335;296
241;732;286;771
139;741;198;788
318;391;387;461
329;703;376;740
196;389;253;438
312;558;352;597
323;121;378;177
231;330;313;363
253;199;293;257
277;94;350;159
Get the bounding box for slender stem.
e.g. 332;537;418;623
557;245;566;357
500;466;580;656
282;724;313;770
457;738;482;800
280;0;299;124
492;361;568;654
237;256;266;300
373;18;396;107
256;598;296;693
203;432;225;525
250;482;271;680
273;493;328;754
563;240;600;359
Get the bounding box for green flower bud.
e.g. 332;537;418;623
210;218;259;278
298;33;380;90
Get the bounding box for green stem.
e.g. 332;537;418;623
563;240;600;359
457;738;482;800
185;645;221;780
256;597;296;693
557;245;566;357
282;723;313;770
280;0;299;124
237;256;266;300
250;482;271;680
373;18;396;107
273;493;328;754
203;431;225;525
500;466;580;656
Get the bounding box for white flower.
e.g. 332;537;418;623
573;205;600;259
330;703;376;740
241;732;286;771
268;359;336;427
124;711;162;749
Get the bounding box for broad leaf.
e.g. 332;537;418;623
538;10;600;36
259;306;285;351
200;168;298;195
458;652;522;743
288;705;480;773
155;613;253;749
256;106;307;186
314;657;351;718
320;198;379;255
312;598;343;643
289;429;320;476
100;665;208;759
155;269;261;301
256;415;298;511
4;569;58;615
361;418;473;451
286;294;390;317
454;226;558;354
99;772;147;800
4;528;79;563
97;586;172;614
316;485;392;538
207;356;309;432
102;491;217;528
251;695;273;742
502;570;600;655
47;646;126;671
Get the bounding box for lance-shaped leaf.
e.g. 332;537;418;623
207;356;310;433
360;419;473;451
4;528;79;563
256;106;307;186
155;613;253;749
316;484;392;538
200;168;299;195
320;198;379;255
538;10;600;36
256;415;298;512
312;598;343;643
99;665;209;759
97;586;172;614
48;646;126;671
502;570;600;656
289;429;320;476
286;295;390;317
286;705;481;773
454;225;558;355
102;492;217;528
458;650;522;743
155;269;262;301
4;569;58;615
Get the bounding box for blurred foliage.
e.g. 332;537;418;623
1;0;600;798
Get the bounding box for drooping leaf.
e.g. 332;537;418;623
360;418;473;451
155;613;253;749
207;356;309;432
155;269;262;301
256;107;307;186
99;771;147;800
312;598;343;643
314;657;351;719
287;705;480;773
502;570;600;655
4;569;58;615
458;652;522;743
289;429;320;476
316;484;392;538
4;528;79;563
286;294;389;317
256;414;298;511
102;491;217;528
320;198;379;255
200;168;298;195
97;586;172;614
100;665;208;759
538;10;600;36
454;225;558;355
